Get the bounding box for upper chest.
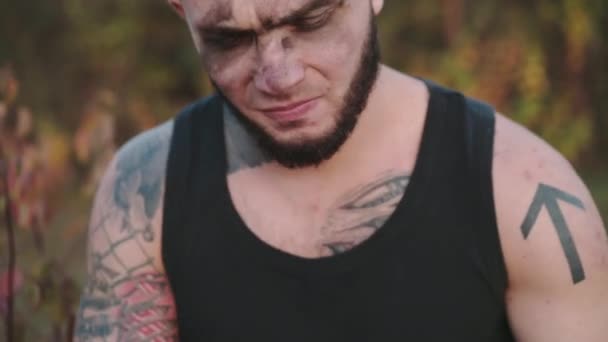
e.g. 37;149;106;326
227;167;411;258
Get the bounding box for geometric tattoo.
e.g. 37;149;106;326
75;122;178;341
521;183;586;284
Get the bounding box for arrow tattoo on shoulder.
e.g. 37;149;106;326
521;183;586;284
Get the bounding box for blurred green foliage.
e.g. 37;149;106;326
380;0;608;164
0;0;606;340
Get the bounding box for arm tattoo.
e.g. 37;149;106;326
321;171;410;255
521;183;586;284
76;122;178;341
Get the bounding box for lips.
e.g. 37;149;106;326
259;97;320;123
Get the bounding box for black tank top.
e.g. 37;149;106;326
162;81;514;341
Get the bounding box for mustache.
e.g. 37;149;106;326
211;79;326;110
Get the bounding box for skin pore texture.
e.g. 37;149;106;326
74;0;608;341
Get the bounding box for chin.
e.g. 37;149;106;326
267;119;338;144
221;92;358;169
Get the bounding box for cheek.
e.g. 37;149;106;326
323;35;358;73
299;25;364;91
204;49;254;98
297;2;367;70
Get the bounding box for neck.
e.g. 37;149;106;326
224;66;427;182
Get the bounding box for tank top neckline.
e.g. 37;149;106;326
214;80;446;277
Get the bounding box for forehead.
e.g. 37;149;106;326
184;0;334;28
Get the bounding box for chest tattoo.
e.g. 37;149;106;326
320;171;410;255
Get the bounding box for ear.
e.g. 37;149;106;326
167;0;186;18
371;0;384;15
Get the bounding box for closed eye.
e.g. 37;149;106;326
272;0;342;33
202;31;255;50
293;11;333;32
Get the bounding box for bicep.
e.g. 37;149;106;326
75;125;178;341
506;279;608;342
504;193;608;341
493;115;608;341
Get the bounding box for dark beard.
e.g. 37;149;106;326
220;15;381;169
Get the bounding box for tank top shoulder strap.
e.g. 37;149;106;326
422;79;507;301
161;94;224;281
463;95;508;301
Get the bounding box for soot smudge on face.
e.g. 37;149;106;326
219;11;381;169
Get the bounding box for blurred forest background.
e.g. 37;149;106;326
0;0;607;340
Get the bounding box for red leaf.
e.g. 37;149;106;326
0;269;24;299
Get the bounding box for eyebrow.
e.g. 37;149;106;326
268;0;343;29
199;26;255;41
197;0;343;34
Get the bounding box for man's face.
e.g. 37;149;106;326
176;0;384;168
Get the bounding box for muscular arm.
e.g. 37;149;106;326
75;122;178;341
494;115;608;341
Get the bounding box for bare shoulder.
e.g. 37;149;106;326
96;119;174;269
492;113;607;284
492;114;608;340
75;120;177;341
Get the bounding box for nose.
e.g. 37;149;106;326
254;34;305;96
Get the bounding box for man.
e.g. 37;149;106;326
75;0;608;341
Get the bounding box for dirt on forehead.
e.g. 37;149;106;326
187;0;329;28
